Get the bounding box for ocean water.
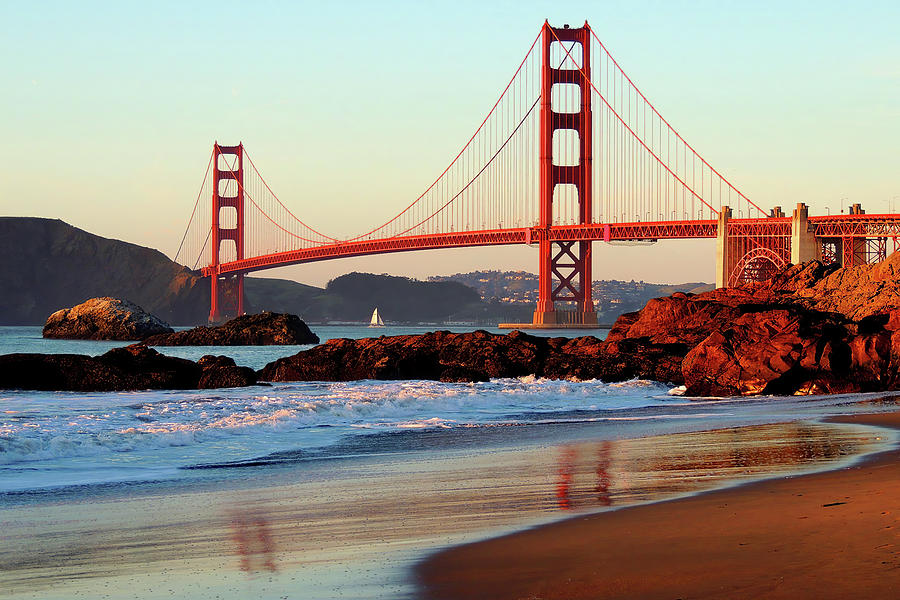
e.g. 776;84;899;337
1;325;611;493
0;324;897;496
2;325;900;599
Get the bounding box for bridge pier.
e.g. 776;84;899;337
715;207;732;289
209;273;244;324
840;204;867;267
791;202;820;265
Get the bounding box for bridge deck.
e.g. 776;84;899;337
202;215;900;277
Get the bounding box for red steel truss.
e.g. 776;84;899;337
724;217;791;286
809;214;900;237
811;215;900;267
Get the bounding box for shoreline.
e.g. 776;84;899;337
2;409;893;599
415;411;900;599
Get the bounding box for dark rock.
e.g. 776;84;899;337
258;330;557;383
144;312;319;346
197;355;258;388
541;336;605;381
0;344;199;391
259;329;618;384
594;338;689;385
439;366;490;383
43;297;173;341
0;344;255;391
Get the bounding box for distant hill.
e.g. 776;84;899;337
430;270;713;322
317;272;483;323
0;218;321;325
0;218;490;325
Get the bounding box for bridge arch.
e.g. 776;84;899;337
727;247;788;287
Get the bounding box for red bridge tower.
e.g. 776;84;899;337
209;143;245;323
533;21;598;326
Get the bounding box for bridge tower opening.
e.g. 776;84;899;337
533;21;599;327
209;142;245;323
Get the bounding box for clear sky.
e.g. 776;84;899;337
2;0;897;287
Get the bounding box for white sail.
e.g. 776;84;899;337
369;308;384;327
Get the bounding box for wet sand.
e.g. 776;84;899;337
417;412;900;600
0;419;891;599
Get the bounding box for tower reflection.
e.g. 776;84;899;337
228;508;278;574
556;441;617;510
551;423;870;513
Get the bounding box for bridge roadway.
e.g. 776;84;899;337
201;213;900;278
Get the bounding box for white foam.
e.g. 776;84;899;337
0;378;676;468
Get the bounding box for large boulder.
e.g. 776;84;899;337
604;291;744;347
197;355;258;389
682;307;848;396
0;344;257;391
144;312;319;346
43;297;173;341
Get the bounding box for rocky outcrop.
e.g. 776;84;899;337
256;327;691;385
261;330;490;382
197;355;258;389
760;258;900;320
258;253;900;397
144;313;319;346
0;344;257;391
42;297;174;340
679;305;900;396
258;329;604;383
608;252;900;396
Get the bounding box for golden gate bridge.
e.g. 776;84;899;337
175;21;900;323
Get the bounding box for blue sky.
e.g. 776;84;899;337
2;1;897;286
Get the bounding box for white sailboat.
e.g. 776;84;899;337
369;307;385;327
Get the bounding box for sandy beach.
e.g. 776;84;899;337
417;412;900;599
2;416;887;600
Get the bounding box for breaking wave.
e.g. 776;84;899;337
0;377;672;467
